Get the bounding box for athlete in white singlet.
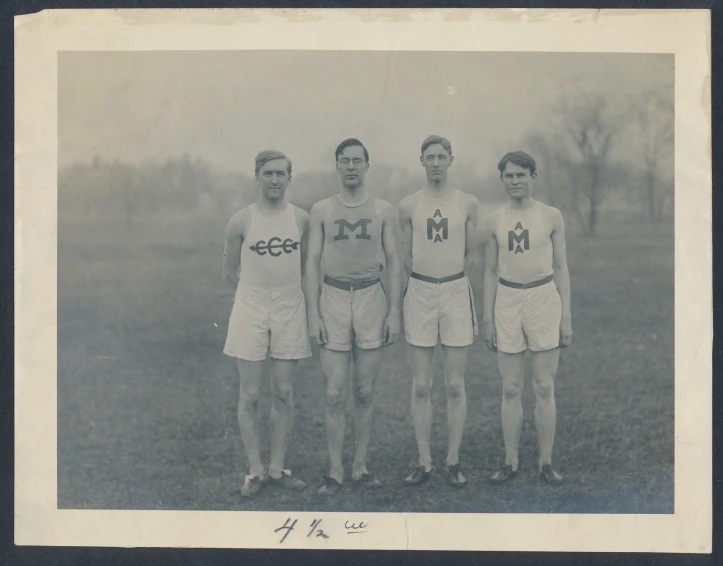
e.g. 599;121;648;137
483;151;573;485
398;135;480;488
223;150;311;497
305;138;402;495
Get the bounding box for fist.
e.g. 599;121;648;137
559;318;573;348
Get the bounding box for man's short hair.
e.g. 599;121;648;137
421;135;453;157
335;138;369;163
497;151;537;176
255;150;292;176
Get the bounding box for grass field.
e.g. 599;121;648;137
57;210;674;513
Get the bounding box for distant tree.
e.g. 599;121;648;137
557;94;626;235
634;89;674;221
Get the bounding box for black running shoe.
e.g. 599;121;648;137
445;464;467;488
404;465;433;486
352;472;382;489
539;464;563;485
267;470;307;491
489;464;519;484
317;476;343;496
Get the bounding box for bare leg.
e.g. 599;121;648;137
349;347;382;478
497;351;525;470
236;360;265;478
268;358;297;478
441;345;469;466
531;348;560;469
409;345;435;470
320;347;351;483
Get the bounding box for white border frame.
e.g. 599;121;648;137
14;8;711;552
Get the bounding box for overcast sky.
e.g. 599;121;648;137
59;51;672;176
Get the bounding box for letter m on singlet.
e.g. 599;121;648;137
508;229;530;253
427;217;448;241
334;218;372;241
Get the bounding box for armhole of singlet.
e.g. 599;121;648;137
373;196;386;222
288;204;302;238
407;192;419;225
493;206;502;239
455;190;466;221
243;204;255;240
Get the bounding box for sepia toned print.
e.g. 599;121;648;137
14;9;711;552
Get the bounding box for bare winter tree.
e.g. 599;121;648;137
634;88;674;221
558;94;626;235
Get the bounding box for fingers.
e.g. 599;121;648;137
320;323;328;345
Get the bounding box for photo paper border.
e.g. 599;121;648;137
14;8;712;552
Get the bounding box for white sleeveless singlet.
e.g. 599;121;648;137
495;201;554;284
411;188;467;278
239;203;302;289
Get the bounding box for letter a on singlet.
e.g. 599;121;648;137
427;209;448;243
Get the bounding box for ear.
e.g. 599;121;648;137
449;155;454;166
419;155;425;167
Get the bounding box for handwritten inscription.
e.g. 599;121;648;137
273;517;366;543
274;518;297;544
308;519;329;539
345;520;368;534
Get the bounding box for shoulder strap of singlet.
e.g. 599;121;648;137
454;189;464;219
244;204;256;238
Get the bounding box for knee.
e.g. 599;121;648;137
354;384;374;408
445;377;465;401
533;376;555;402
502;378;523;402
273;383;294;409
413;379;432;400
240;388;261;411
326;386;346;412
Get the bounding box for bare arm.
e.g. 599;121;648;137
303;201;325;323
222;210;247;289
380;201;402;344
551;207;573;345
464;194;480;275
295;207;310;278
482;214;499;351
397;197;414;277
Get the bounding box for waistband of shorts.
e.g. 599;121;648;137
498;274;554;290
410;271;466;285
323;275;380;292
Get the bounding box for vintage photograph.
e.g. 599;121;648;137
56;49;675;515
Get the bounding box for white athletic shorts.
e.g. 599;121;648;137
320;278;387;352
403;275;478;348
224;282;312;362
494;279;562;354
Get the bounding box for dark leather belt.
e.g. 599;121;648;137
411;271;465;285
498;274;554;290
324;275;380;292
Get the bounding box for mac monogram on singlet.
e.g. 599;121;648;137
427;209;448;243
507;221;530;254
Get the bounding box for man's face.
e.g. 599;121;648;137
421;143;453;183
336;145;369;189
256;158;291;202
501;161;535;201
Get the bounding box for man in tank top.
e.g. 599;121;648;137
222;150;311;497
305;138;402;495
398;135;480;488
483;151;573;485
